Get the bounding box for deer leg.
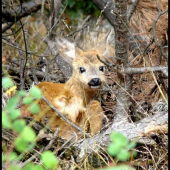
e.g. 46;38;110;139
86;100;104;135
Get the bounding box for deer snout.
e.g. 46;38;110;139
88;78;102;89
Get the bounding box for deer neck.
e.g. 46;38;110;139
65;79;96;106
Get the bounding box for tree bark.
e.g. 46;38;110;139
113;0;132;122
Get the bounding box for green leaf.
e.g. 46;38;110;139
24;163;33;170
107;143;121;156
13;119;26;133
68;0;75;8
127;141;136;149
15;137;28;152
32;164;45;170
18;90;27;97
23;97;34;105
110;132;129;147
9;152;18;161
20;126;36;142
41;151;59;169
2;77;14;89
2;154;6;163
2;111;12;129
132;150;137;158
117;149;129;161
30;86;42;99
8;164;21;170
7;96;20;111
24;163;45;170
9;109;21;120
29;103;40;114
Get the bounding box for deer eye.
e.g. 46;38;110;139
79;67;86;73
99;66;104;72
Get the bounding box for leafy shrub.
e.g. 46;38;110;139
98;132;137;170
62;0;100;20
2;77;59;170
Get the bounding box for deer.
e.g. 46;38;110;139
22;32;114;140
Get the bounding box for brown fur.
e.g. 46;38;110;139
22;36;112;139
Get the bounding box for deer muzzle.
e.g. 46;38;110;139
88;78;102;89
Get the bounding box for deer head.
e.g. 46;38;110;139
56;31;114;92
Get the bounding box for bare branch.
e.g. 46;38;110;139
41;97;91;138
114;0;132;122
49;0;62;39
3;64;64;82
152;8;168;61
66;22;90;38
2;37;49;57
2;36;26;89
92;0;115;27
125;66;168;77
75;110;168;156
97;54;114;67
127;0;139;22
23;17;38;84
2;22;14;33
2;0;42;23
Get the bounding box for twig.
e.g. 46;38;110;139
92;0;115;27
21;148;44;167
125;66;168;77
49;0;62;39
2;36;26;89
2;39;50;57
75;110;168;156
23;17;38;84
143;38;154;56
55;136;75;157
2;22;14;33
2;0;42;23
40;1;71;80
96;54;115;68
41;0;50;31
66;22;91;37
127;0;139;22
42;97;90;138
3;64;64;82
152;8;168;61
73;15;91;40
44;128;59;151
19;16;30;90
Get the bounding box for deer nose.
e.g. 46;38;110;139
88;78;102;87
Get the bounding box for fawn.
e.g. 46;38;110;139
23;33;114;140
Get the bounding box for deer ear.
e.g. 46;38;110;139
93;30;116;63
56;37;83;63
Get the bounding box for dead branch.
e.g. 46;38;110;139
66;22;91;38
2;0;42;23
152;8;168;61
125;66;168;77
2;22;14;33
114;0;132;123
92;0;115;27
74;15;91;41
75;110;168;158
41;0;72;80
49;0;62;39
2;35;26;89
3;64;64;82
2;37;49;58
41;97;91;138
127;0;139;22
23;17;38;84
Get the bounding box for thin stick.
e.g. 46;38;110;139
42;97;90;138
